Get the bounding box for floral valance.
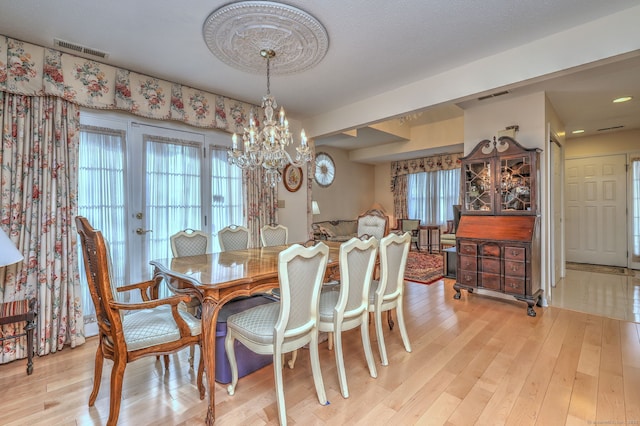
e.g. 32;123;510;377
390;152;462;190
0;36;259;133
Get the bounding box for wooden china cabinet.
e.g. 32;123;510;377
453;136;542;316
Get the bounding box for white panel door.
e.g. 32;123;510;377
565;154;627;266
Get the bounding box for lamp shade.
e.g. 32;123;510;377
0;228;23;267
312;201;320;215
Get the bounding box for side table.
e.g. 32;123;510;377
0;298;36;375
420;225;441;253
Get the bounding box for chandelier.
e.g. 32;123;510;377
228;49;313;187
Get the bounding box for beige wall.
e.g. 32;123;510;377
565;129;640;158
311;146;375;222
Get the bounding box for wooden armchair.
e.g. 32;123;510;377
76;216;204;426
398;219;420;251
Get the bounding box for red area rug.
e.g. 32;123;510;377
404;251;444;284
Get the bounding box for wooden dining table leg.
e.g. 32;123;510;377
200;296;221;425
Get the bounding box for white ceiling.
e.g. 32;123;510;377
1;0;639;158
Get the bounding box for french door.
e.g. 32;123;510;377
129;124;206;286
78;112;242;332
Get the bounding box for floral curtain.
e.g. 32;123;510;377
0;35;261;133
390;152;463;191
0;92;84;364
393;174;408;227
390;153;462;225
244;168;278;248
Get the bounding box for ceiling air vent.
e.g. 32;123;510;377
54;38;109;59
597;125;624;132
478;90;510;101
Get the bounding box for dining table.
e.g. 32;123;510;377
149;241;341;425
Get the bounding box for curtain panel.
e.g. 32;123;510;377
390;152;463;191
0;92;84;364
244;169;278;248
0;35;261;133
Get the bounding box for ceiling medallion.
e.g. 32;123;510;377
203;1;329;75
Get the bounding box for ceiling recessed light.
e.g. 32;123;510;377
613;96;632;103
571;129;585;134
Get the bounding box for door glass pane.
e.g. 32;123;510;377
464;161;492;212
144;136;202;286
210;146;244;252
78;127;127;321
500;156;532;212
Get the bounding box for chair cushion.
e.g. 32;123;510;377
227;302;280;345
120;306;201;351
318;225;335;238
318;287;340;322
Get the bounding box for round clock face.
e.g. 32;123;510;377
314;152;335;187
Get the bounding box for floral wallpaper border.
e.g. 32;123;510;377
0;36;261;132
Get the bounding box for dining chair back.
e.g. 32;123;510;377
218;225;250;251
318;236;379;398
170;228;209;256
357;209;388;241
260;224;288;247
75;216;204;426
169;228;210;366
224;242;329;426
368;231;412;366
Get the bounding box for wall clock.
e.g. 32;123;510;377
314;152;335;187
283;164;303;192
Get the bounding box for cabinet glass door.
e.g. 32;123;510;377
464;160;493;213
499;156;532;212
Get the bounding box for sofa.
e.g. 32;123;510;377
312;220;358;242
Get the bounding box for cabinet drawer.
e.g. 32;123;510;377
504;277;525;295
481;244;501;257
504;246;526;261
481;258;500;274
459;255;477;271
481;273;501;290
458;271;477;286
459;242;477;256
504;260;526;277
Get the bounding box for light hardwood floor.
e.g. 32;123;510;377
2;276;640;425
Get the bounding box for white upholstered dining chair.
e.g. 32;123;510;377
224;242;329;426
357;209;389;241
318;236;379;398
218;225;250;251
169;228;210;367
368;232;412;366
170;228;209;256
260;224;288;247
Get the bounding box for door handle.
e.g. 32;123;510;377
136;228;152;235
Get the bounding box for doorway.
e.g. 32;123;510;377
565;154;628;267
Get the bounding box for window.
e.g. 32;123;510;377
407;169;460;225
